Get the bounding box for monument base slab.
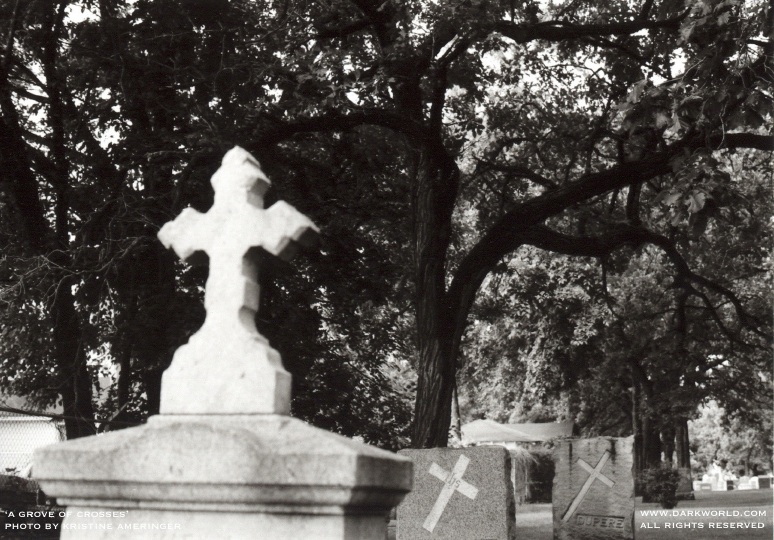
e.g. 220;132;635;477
34;415;412;540
55;507;388;540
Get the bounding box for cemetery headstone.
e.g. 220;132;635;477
552;437;634;540
34;147;412;539
758;476;772;489
737;476;752;490
397;446;515;540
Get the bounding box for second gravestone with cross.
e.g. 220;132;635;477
34;147;412;539
397;446;516;539
553;437;634;540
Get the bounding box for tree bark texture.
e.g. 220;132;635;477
0;58;96;439
631;363;662;475
632;380;643;481
51;283;97;439
675;418;691;468
661;423;675;464
410;151;459;448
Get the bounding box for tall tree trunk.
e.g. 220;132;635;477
450;379;462;443
51;283;96;439
675;418;691;468
116;339;132;418
410;151;459;448
661;424;675;464
641;379;662;470
0;5;95;439
642;414;662;468
44;2;95;438
132;246;179;417
631;359;661;499
632;379;643;477
631;361;662;469
143;369;163;417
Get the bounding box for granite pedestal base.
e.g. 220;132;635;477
35;415;412;540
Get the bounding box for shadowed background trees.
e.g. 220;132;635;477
0;0;770;456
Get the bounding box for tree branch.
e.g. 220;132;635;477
494;10;688;44
638;0;655;20
315;18;373;40
251;110;429;149
718;133;774;151
1;0;21;76
475;159;557;189
470;129;772;264
348;0;399;47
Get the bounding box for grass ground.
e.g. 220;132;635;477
516;489;773;540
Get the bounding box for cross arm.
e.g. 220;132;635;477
428;463;447;482
261;201;319;261
579;459;615;487
158;207;209;265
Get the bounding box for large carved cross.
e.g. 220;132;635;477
423;455;479;533
561;450;616;522
157;147;318;415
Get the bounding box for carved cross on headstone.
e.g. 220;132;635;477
562;450;616;522
157;147;318;415
423;454;479;533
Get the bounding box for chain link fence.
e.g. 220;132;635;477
0;408;65;478
0;405;144;538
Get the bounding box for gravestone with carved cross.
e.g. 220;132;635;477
553;437;634;540
34;147;412;539
397;446;515;539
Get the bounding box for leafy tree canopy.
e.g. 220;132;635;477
0;0;770;449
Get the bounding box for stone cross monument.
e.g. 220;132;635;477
157;147;317;415
34;147;412;539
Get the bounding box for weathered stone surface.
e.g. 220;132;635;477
397;446;515;540
34;147;412;539
552;437;634;540
35;415;412;539
157;146;318;415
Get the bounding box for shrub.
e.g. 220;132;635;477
641;464;681;509
527;448;555;503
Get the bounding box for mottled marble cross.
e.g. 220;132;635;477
157;147;318;415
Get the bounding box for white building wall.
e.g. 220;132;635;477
0;415;65;477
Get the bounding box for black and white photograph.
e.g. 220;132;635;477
0;0;771;538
